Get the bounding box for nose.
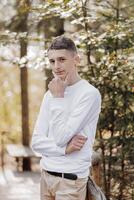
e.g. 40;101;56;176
54;60;61;70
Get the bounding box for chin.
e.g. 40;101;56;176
58;75;66;80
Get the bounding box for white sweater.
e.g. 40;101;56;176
31;79;101;178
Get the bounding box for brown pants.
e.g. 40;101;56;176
40;170;88;200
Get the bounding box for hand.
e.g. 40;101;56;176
65;135;87;154
48;74;68;98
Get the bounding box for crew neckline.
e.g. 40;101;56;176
66;79;85;90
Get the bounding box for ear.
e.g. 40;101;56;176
74;54;80;66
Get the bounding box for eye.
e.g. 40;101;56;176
59;58;66;62
49;59;55;64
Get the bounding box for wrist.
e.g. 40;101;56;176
65;146;70;154
53;93;64;98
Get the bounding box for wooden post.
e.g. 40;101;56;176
19;0;31;171
0;131;6;170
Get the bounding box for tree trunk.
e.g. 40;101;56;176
19;0;31;171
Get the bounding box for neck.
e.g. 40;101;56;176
68;73;81;86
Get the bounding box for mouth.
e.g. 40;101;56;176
55;71;65;75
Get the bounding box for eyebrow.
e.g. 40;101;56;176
49;56;67;60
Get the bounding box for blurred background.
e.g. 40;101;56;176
0;0;134;200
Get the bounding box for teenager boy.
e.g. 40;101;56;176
31;35;101;200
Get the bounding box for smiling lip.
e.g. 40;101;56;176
55;71;64;75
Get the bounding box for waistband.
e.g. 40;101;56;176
46;170;78;180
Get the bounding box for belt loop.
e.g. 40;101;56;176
62;173;64;179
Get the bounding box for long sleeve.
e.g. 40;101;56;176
50;90;101;147
31;92;66;157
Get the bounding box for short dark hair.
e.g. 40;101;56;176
47;35;77;53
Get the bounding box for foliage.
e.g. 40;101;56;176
31;1;134;199
0;0;134;199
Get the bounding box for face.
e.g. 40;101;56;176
48;49;79;81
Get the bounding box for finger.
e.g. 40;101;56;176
76;135;87;140
48;82;51;87
71;136;87;145
75;142;85;149
52;71;60;80
50;78;55;83
74;144;83;150
77;137;87;142
52;71;57;78
74;140;85;146
76;140;86;145
48;81;52;87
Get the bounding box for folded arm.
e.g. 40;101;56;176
50;90;101;147
31;92;66;157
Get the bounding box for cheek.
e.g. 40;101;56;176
65;61;73;70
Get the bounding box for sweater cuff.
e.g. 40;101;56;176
56;145;66;155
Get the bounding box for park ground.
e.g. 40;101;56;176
0;155;40;200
